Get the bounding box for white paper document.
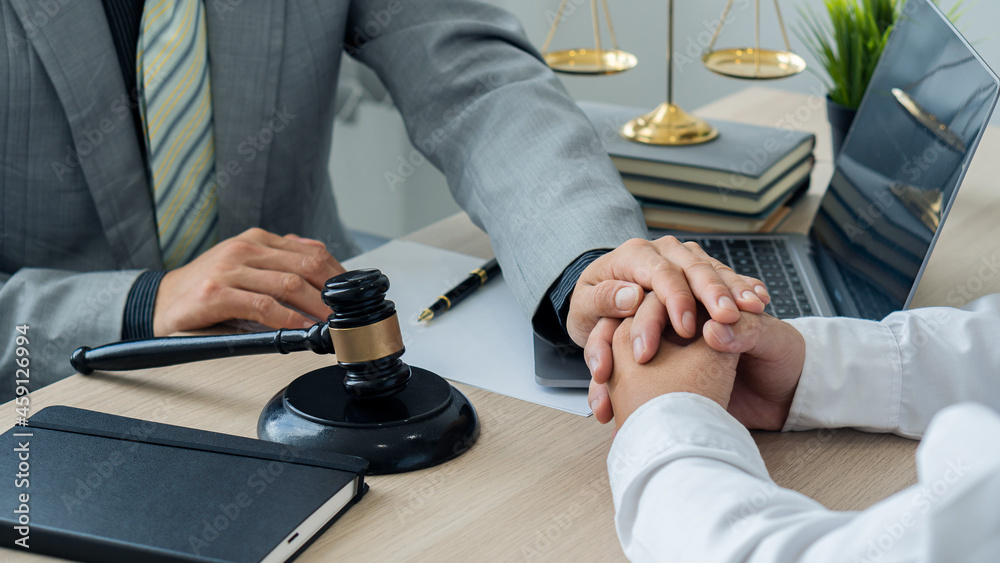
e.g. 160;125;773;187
343;240;592;416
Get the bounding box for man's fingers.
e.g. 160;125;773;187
584;317;622;384
221;287;315;329
708;265;765;314
283;233;328;249
572;281;642;330
645;258;700;338
568;280;641;346
244;228;321;255
236;228;345;286
152;228;345;336
233;267;329;321
704;320;738;352
588;378;614;424
569;236;772;345
649;243;739;328
625;237;737;337
594;281;643;316
743;275;771;304
572;238;719;339
233;244;342;290
629;291;668;364
703;314;765;354
575;239;652;286
273;235;340;271
684;242;767;313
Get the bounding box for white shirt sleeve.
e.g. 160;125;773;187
609;395;1000;562
783;294;1000;438
608;294;1000;562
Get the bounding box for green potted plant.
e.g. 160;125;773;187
797;0;971;155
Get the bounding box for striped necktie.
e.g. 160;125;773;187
136;0;218;269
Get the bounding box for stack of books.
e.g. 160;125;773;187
580;101;816;232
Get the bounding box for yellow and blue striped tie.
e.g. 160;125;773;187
136;0;218;270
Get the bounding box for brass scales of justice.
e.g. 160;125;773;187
541;0;807;146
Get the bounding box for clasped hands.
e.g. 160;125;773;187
566;237;806;432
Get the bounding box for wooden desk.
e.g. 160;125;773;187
4;87;999;562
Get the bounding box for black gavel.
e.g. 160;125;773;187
70;268;480;474
71;322;335;373
72;268;411;397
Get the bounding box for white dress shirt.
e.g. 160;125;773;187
608;294;1000;562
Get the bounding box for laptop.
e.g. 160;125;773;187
536;0;1000;387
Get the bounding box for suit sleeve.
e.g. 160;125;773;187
0;268;143;401
343;0;648;327
783;294;1000;438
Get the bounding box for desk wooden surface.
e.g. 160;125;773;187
4;87;999;562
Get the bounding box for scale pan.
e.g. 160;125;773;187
543;48;637;75
703;48;806;80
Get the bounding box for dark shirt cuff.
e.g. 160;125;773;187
122;270;166;340
533;249;610;345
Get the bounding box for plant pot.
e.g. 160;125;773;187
826;96;858;158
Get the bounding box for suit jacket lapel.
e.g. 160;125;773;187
206;1;286;238
9;0;162;269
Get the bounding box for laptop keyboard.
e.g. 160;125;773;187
684;238;814;319
836;258;897;320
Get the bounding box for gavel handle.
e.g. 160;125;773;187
71;322;334;374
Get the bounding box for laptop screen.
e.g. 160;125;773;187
809;0;999;319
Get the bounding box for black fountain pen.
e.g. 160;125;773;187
418;258;501;322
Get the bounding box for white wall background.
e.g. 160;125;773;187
330;0;1000;240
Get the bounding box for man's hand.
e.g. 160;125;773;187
702;314;805;430
569;237;769;381
152;228;345;335
604;317;740;431
590;311;806;431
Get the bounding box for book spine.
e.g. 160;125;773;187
29;406;368;475
286;482;369;563
0;523;206;562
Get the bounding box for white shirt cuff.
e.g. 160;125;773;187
783;316;902;433
607;393;770;512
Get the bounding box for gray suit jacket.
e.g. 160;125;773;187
0;0;647;397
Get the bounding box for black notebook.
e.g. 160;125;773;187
0;406;368;562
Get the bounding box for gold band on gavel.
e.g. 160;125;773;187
328;313;404;364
